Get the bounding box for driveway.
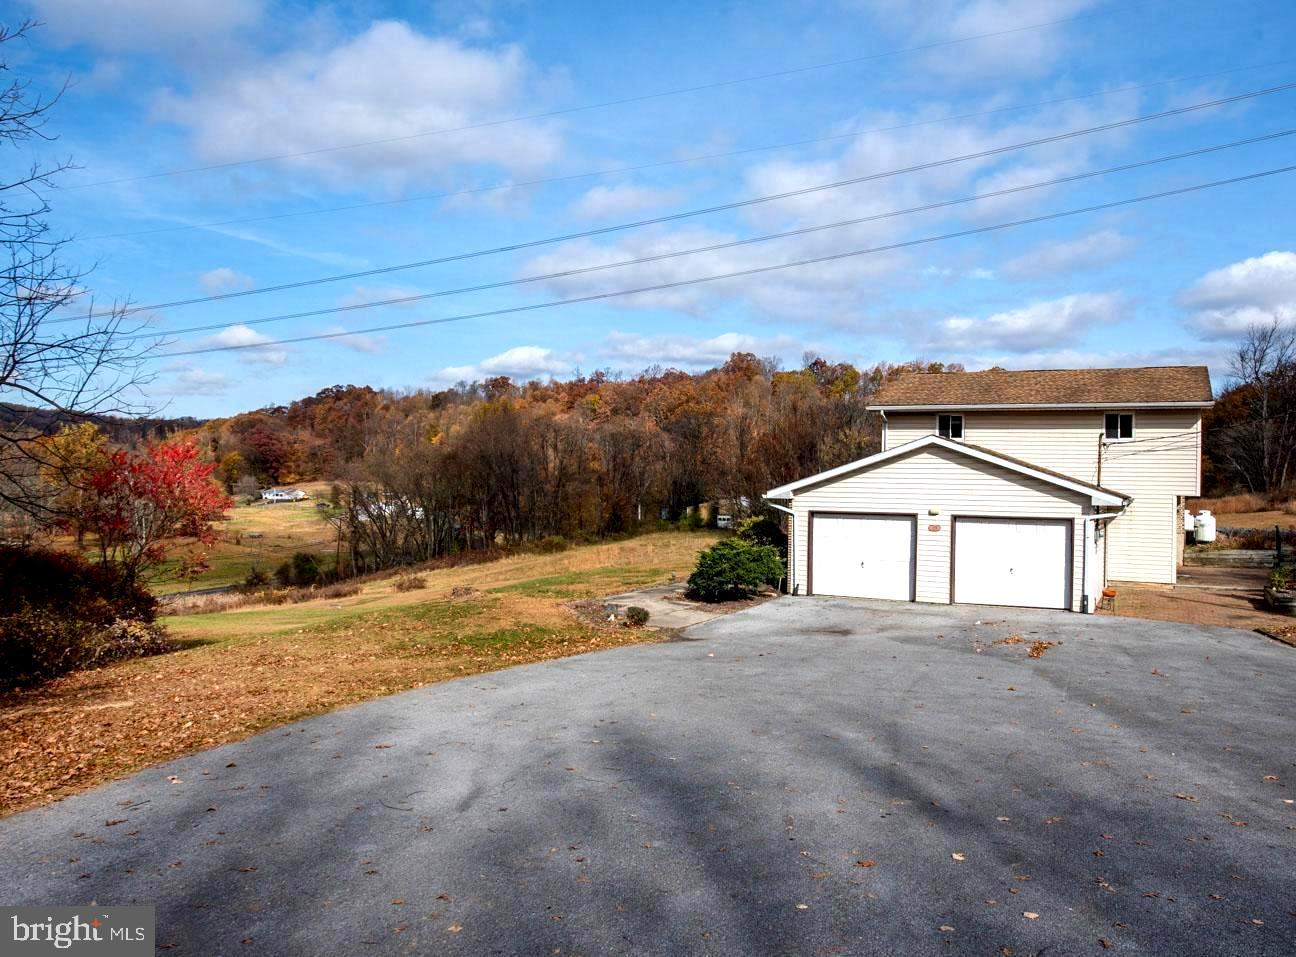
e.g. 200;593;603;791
2;599;1293;955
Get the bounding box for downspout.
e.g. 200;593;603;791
879;409;889;452
765;498;796;594
1081;503;1129;613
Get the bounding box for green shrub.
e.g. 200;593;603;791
686;538;784;602
1270;565;1292;591
736;514;788;555
274;551;324;587
625;606;650;627
0;547;165;690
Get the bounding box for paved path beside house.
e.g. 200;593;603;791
601;582;726;628
2;599;1293;956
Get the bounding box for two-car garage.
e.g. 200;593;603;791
769;436;1127;612
808;513;1071;609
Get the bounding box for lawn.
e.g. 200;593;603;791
147;486;337;594
0;530;721;816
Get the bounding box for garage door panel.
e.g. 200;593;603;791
953;518;1070;609
811;513;914;601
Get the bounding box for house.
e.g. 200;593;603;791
763;366;1213;612
261;487;307;503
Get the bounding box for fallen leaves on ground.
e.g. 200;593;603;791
1027;640;1056;658
1023;912;1039;920
951;852;967;862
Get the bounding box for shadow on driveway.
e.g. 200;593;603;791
2;597;1292;955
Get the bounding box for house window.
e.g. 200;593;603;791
1104;412;1134;441
938;414;964;440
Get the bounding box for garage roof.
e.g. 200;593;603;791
764;435;1130;506
869;366;1213;410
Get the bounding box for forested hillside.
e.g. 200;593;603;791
189;355;957;564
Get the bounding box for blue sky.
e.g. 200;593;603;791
11;0;1296;416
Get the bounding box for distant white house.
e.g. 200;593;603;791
261;487;307;503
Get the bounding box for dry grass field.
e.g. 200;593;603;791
0;531;722;817
148;482;338;594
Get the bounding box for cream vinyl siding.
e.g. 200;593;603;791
883;409;1201;585
790;445;1090;610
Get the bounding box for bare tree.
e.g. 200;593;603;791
1220;319;1296;493
0;20;154;520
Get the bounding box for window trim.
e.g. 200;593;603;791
937;413;965;441
1104;411;1135;443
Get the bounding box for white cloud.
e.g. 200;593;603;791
155;363;230;396
852;0;1100;80
31;0;263;52
154;20;562;190
1180;251;1296;340
519;93;1138;326
199;267;254;295
322;326;386;354
194;324;289;366
338;285;425;309
1001;230;1132;280
931;292;1125;351
433;345;574;384
599;331;802;370
573;184;686;219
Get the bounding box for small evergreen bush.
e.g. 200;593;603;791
686;538;784;602
625;606;650;627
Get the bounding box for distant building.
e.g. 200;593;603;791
261;488;307;503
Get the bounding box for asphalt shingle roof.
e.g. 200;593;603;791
869;366;1213;408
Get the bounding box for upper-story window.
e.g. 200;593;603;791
938;413;964;440
1104;412;1135;441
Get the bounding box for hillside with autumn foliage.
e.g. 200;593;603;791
185;356;955;561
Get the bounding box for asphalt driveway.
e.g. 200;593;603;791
2;598;1293;955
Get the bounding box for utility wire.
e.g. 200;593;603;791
118;129;1296;342
61;4;1139;191
158;162;1296;358
80;58;1296;243
71;82;1296;322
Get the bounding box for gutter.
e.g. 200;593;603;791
1080;505;1129;613
869;401;1214;412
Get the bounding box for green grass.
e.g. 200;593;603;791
490;565;666;598
455;623;553;649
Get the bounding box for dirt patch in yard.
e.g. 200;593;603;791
1103;575;1293;641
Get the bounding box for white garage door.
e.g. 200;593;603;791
953;518;1070;609
811;513;914;601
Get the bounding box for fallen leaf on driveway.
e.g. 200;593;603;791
1175;793;1198;802
951;852;967;862
854;860;877;868
940;925;955;932
1263;775;1278;781
996;816;1011;823
448;923;463;933
795;904;809;910
1099;938;1112;949
1023;912;1039;920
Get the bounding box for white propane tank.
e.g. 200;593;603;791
1184;510;1196;533
1194;509;1216;543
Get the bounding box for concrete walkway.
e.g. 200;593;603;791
601;582;725;628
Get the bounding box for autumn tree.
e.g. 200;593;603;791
77;439;232;585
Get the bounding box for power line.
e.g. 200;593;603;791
79;58;1296;243
71;82;1296;322
158;162;1296;358
61;4;1139;192
119;129;1296;343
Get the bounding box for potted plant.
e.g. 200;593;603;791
1264;565;1296;616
